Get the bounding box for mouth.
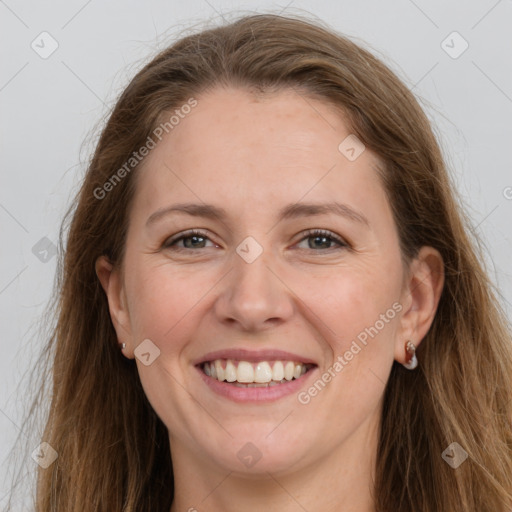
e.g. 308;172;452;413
200;359;316;387
194;349;318;402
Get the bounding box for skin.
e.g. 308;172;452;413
96;86;444;511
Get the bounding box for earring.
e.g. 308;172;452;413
403;340;418;370
120;342;126;350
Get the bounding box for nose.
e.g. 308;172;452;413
214;247;295;332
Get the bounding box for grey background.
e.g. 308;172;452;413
1;0;511;507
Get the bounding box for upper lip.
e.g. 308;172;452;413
193;348;318;366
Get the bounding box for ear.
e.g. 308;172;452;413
395;246;445;364
95;255;134;358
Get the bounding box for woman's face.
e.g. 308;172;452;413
101;86;436;477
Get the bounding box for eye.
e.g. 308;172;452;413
162;228;348;252
163;229;217;251
295;229;348;251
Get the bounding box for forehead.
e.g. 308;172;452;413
131;86;390;227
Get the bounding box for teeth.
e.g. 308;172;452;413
215;360;225;382
233;380;287;388
225;360;237;382
237;361;254;383
203;359;310;385
284;361;294;381
254;362;273;383
272;361;284;381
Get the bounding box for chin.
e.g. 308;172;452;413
199;428;313;476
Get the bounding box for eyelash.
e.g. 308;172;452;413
163;228;348;252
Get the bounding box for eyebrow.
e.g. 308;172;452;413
146;201;370;228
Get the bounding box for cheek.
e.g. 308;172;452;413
125;251;402;358
124;261;212;347
297;263;402;349
293;267;400;438
123;263;213;435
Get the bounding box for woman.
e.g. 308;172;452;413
17;12;512;512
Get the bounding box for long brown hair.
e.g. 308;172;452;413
7;12;512;512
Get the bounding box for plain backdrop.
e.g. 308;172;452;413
1;0;511;507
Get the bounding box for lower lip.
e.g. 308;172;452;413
196;365;317;403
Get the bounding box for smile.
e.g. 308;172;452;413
194;349;318;402
202;359;314;387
